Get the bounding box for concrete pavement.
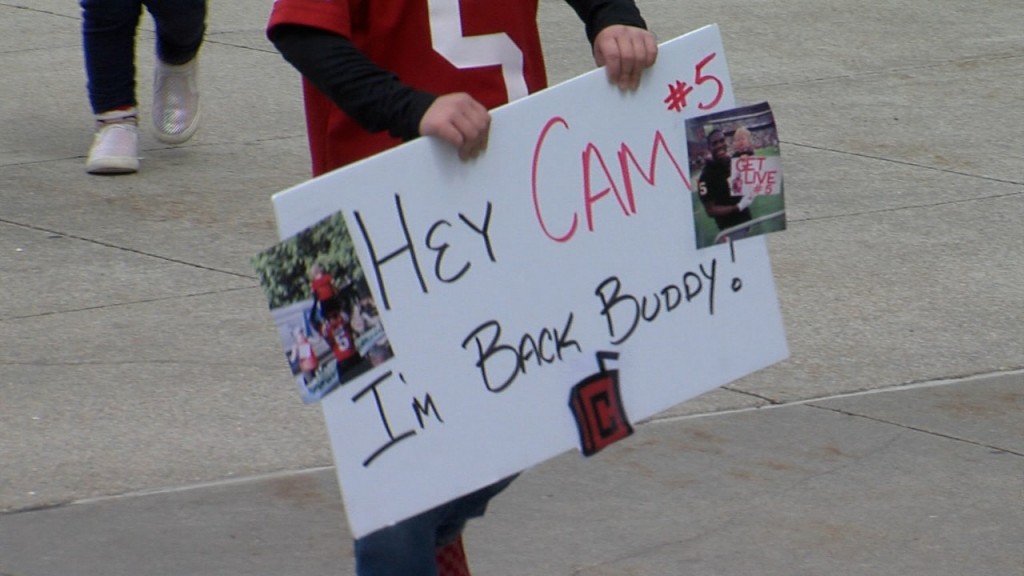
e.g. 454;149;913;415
1;0;1021;574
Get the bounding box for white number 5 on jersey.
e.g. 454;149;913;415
427;0;528;101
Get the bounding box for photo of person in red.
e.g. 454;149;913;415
309;262;342;321
317;303;361;378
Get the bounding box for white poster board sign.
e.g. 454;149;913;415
266;24;788;538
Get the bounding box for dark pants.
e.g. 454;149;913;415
354;476;516;576
80;0;206;113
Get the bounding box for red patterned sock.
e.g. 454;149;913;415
435;535;471;576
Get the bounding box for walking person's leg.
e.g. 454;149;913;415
80;0;144;174
353;476;515;576
355;509;440;576
144;0;206;143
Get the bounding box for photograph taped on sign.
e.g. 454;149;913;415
686;102;787;248
252;211;395;403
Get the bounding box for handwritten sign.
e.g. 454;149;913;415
260;25;788;538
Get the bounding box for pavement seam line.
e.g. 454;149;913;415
0;218;257;279
649;368;1024;423
780;141;1023;187
0;133;307;168
0;285;261;323
804;403;1024;457
785;189;1022;225
1;466;337;517
741;51;1021;90
0;4;71;18
14;370;1018;516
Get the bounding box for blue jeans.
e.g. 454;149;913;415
354;476;516;576
80;0;206;113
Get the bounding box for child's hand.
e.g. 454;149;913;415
737;194;754;211
419;93;491;160
593;25;658;91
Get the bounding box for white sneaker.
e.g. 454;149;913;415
153;57;201;144
86;109;140;174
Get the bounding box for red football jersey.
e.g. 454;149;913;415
322;314;358;363
268;0;549;176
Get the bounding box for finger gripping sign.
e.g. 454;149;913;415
253;25;788;538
